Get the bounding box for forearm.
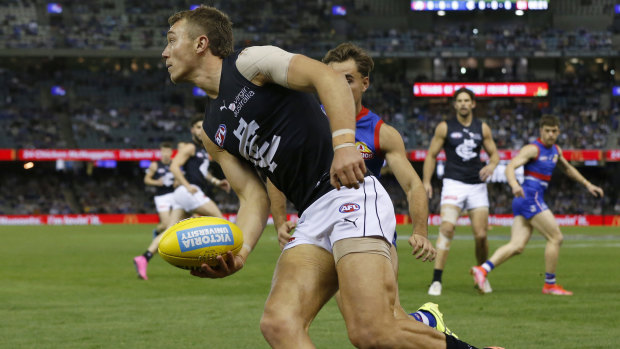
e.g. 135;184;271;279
422;157;436;184
564;165;588;185
236;188;270;260
317;75;356;147
408;183;429;237
171;166;191;188
267;181;288;228
505;164;519;187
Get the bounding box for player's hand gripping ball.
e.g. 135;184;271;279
158;216;244;270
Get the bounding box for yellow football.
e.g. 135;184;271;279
158;216;244;269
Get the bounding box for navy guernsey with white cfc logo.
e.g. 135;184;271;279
202;49;334;215
183;143;211;192
443;118;484;184
152;161;175;196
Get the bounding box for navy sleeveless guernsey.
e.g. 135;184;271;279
152;161;175;196
443;118;484;184
183;143;210;192
202;50;333;214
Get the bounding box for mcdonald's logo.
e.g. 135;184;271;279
123;214;139;224
612;215;620;226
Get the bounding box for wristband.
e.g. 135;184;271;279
332;128;355;138
333;143;356;151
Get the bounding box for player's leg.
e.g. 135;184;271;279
530;210;572;295
335;240;448;348
469;206;491;292
192;199;224;218
428;204;460;296
471;216;532;292
260;244;339;349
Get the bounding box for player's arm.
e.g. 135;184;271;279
505;144;538;198
143;162;163;186
479;122;500;181
205;171;231;193
266;179;297;250
555;146;604;198
380;123;435;262
191;132;270;278
239;46;364;190
170;143;196;193
422;121;447;199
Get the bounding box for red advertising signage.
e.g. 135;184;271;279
17;149;170;161
605;149;620;162
0;149;16;161
413;82;549;97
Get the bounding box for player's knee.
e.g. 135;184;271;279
260;310;295;341
549;232;564;246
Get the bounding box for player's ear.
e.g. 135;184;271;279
196;35;209;54
362;76;369;92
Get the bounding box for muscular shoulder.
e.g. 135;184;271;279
434;121;448;137
236;46;296;86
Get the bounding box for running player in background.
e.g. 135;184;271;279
143;142;176;238
471;115;603;295
133;116;230;280
423;88;499;296
268;42;455;335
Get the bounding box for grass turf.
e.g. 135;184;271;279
1;224;619;348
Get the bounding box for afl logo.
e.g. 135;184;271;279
215;124;226;147
450;132;462;139
339;203;360;213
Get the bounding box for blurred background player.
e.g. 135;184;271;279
471;115;604;295
143;141;176;238
423;88;499;296
133;116;230;280
268;42;455;335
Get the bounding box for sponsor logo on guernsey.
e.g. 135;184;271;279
177;224;234;252
339;203;360;213
450;132;462;139
552;154;558;163
215;124;226;147
356;142;374;160
540;156;548;161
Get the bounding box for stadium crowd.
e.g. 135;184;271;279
1;0;617;218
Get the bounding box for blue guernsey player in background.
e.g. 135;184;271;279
471;115;604;295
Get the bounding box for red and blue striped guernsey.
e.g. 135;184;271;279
522;138;560;192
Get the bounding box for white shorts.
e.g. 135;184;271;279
440;178;489;211
153;192;180;212
172;185;211;212
283;176;396;254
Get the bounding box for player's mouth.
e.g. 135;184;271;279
166;64;172;70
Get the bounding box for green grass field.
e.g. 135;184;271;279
1;224;619;348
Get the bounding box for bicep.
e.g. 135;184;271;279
286;54;339;92
427;123;446;156
482;123;498;154
509;145;537;168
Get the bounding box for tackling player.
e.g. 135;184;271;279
423;88;499;296
471;115;604;295
133;116;230;280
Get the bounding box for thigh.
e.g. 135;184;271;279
264;244;339;328
194;200;223;218
530;210;562;241
510;215;533;246
468;206;489;236
336;250;396;326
